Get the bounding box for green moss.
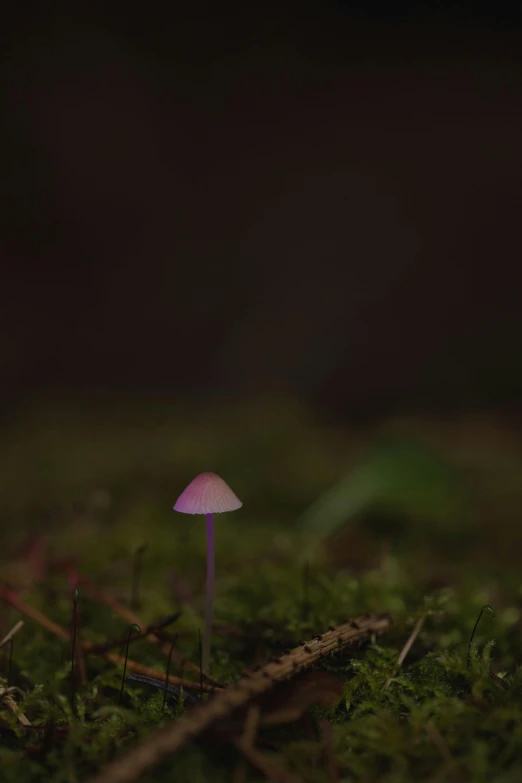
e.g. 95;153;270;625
2;400;522;781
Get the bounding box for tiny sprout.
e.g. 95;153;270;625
127;674;196;706
71;586;80;716
198;629;203;702
467;605;495;668
119;624;141;705
131;543;147;610
302;561;311;623
6;639;13;688
162;638;178;712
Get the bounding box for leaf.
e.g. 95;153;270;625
300;437;468;537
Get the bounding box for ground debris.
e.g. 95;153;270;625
87;613;391;783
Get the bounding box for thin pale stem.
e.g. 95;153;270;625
203;512;215;674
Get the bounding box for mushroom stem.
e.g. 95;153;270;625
203;512;215;674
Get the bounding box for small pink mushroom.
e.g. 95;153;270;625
174;472;242;673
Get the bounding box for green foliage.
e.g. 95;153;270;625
1;400;522;781
301;436;473;538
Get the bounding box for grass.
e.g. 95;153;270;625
1;397;522;782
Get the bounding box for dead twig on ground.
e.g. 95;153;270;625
0;583;216;693
233;704;261;783
0;620;24;649
2;690;32;727
319;718;339;782
78;577;221;686
384;615;425;688
87;613;391;783
233;737;304;783
0;585;70;641
86;615;181;654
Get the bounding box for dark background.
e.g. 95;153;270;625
3;3;522;421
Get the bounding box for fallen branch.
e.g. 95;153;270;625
0;585;70;641
87;615;181;654
233;704;261;783
318;718;339;782
0;584;215;693
104;652;221;693
78;577;221;686
384;615;425;689
425;721;459;771
233;737;304;783
88;613;391;783
2;691;32;727
0;620;24;649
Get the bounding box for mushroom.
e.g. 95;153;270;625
174;472;242;673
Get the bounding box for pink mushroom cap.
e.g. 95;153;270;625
173;472;243;515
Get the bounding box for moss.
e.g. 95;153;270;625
2;400;522;781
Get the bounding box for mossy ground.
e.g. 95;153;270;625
1;399;522;782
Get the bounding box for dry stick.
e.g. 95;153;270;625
233;738;304;783
0;584;217;694
425;722;458;769
0;620;24;649
88;617;180;655
6;638;14;687
0;584;69;641
130;544;147;611
79;578;220;685
242;705;261;750
233;704;261;783
3;693;32;727
97;653;217;693
301;561;310;623
87;613;391;783
69;587;88;687
71;588;80;715
162;638;178;712
119;625;141;705
198;629;203;701
383;615;425;689
319;718;339;782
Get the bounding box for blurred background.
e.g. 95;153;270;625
1;3;522;562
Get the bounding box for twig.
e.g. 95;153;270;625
233;737;304;783
162;638;178;711
467;605;494;668
384;615;425;688
425;721;458;769
0;620;24;649
87;615;181;655
79;578;220;685
101;653;217;693
243;704;261;748
0;585;69;641
301;562;311;623
130;544;147;610
3;692;32;727
87;613;391;783
119;625;140;705
0;584;216;693
489;671;509;690
70;588;80;713
319;718;339;782
234;704;261;783
198;629;203;701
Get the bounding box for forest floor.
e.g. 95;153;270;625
1;398;522;782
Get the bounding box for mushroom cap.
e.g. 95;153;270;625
173;472;243;515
